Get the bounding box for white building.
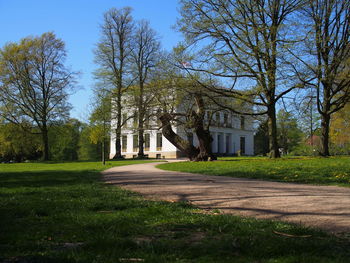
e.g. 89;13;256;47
110;110;254;159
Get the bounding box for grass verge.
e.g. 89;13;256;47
0;160;349;262
157;156;350;187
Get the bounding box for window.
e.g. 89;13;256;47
133;134;138;152
240;116;245;130
226;135;230;154
224;113;228;127
122;135;127;152
206;111;211;121
156;133;162;151
227;114;232;127
216;112;220;126
240;137;246;155
144;134;150;151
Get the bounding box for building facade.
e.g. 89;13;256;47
109;111;254;159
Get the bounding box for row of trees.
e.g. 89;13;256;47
1;1;349;161
175;0;350;157
94;8;161;160
96;1;349;160
0;118;104;162
256;104;350;156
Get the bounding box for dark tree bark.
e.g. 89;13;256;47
320;113;331;156
158;92;216;162
159;113;199;160
137;114;145;157
114;87;123;159
42;124;49;161
192;93;216;161
267;104;280;158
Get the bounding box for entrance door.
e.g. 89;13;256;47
240;137;246;155
226;135;230;154
217;134;222;153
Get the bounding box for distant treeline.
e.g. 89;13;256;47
0;119;108;162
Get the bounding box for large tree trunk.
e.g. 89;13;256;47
192;94;216;161
267;105;280;158
137;120;145;158
102;139;106;165
320;113;331;156
42;125;49;161
114;128;122;159
113;90;123;159
194;127;216;161
159;113;199;160
158;93;216;161
318;81;331;157
137;81;145;158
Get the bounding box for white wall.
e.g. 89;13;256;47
110;108;255;158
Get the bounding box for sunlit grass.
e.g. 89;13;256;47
158;156;350;187
0;160;349;262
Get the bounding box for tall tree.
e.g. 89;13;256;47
94;7;134;159
89;88;112;165
131;20;161;158
295;89;320;143
177;0;304;158
0;32;76;160
276;109;303;154
300;0;350;156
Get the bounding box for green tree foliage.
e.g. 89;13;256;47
0;32;77;160
48;119;82;161
0;121;41;162
276;110;303;154
254;120;269;156
77;124;103;161
89;90;111;164
330;103;350;155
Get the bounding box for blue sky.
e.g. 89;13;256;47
0;0;182;121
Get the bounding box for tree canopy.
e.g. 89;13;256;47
0;32;77;160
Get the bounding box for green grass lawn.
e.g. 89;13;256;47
158;156;350;187
1;160;350;262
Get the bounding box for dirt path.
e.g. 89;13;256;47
102;162;350;233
